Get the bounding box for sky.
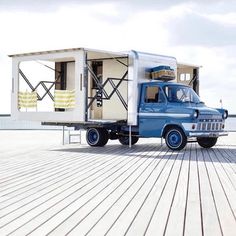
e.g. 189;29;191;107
0;0;236;114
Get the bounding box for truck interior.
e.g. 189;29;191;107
17;49;129;122
177;63;200;94
19;58;75;113
86;51;129;121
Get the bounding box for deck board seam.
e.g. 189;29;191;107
201;148;224;236
207;149;236;221
2;144;121;199
214;148;236;190
182;144;192;236
0;148;132;218
46;145;160;236
162;147;188;236
6;144;156;235
196;144;205;236
0;146;137;230
122;149;172;236
101;147;168;236
143;148;179;235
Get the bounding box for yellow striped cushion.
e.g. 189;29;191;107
54;90;75;109
18;91;37;108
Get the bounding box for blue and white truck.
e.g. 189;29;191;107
10;48;228;150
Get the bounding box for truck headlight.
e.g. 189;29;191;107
193;110;199;119
223;110;228;119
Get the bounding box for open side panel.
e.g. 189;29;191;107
11;50;85;122
177;64;200;94
18;60;75;112
85;51;129;122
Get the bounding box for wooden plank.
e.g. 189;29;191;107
0;146;116;206
29;145;159;236
0;144;135;234
205;148;236;235
213;148;236;191
184;143;203;236
0;147;121;216
0;131;235;236
122;149;177;236
218;148;236;173
0;144;156;235
143;148;185;236
82;147;169;236
161;145;191;236
196;147;223;236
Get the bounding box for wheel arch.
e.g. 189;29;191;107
162;123;186;138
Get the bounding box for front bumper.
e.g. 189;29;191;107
189;131;228;137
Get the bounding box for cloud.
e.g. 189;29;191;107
165;12;236;47
1;0;236;12
0;1;236;114
205;12;236;26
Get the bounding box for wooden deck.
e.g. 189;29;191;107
0;130;235;236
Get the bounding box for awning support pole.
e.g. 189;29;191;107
129;125;132;148
62;126;65;145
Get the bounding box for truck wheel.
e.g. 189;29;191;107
86;128;109;147
118;136;139;145
165;127;187;151
197;137;217;148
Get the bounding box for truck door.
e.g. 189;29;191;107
139;84;167;137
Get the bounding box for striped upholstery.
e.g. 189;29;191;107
54;90;75;109
18;91;37;108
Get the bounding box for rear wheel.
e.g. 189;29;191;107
197;137;217;148
165;127;187;151
118;136;139;145
86;128;109;147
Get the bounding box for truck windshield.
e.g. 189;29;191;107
164;85;201;104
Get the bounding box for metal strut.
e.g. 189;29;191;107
19;69;61;101
188;74;197;87
87;70;128;110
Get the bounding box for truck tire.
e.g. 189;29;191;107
86;128;109;147
118;136;139;145
197;137;217;148
165;127;187;151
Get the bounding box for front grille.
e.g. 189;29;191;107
197;119;223;131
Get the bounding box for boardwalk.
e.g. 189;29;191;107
0;130;235;236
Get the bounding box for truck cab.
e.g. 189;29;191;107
138;81;228;150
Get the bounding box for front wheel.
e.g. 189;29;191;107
118;136;139;145
165;127;187;151
86;128;109;147
197;137;218;148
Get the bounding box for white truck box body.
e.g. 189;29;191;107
10;48;178;126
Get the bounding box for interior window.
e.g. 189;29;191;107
180;73;191;81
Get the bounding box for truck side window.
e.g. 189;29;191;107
145;86;164;103
158;91;166;103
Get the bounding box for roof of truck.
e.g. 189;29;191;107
8;47;128;58
8;47;175;61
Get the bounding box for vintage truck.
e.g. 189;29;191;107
10;48;228;150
